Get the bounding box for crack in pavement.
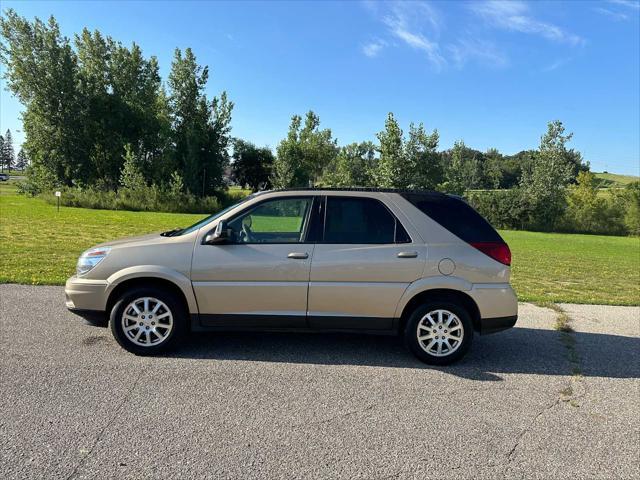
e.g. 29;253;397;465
64;360;149;480
506;397;561;462
503;303;586;467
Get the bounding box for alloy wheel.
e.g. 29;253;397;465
121;297;174;347
416;309;464;357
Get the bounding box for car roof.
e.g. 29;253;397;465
254;187;449;198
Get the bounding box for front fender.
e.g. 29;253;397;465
393;276;473;319
105;266;198;313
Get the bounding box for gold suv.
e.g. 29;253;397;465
65;189;517;365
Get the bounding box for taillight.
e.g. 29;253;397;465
470;242;511;266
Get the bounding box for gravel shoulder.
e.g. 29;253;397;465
0;285;638;479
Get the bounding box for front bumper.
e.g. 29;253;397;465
65;276;109;325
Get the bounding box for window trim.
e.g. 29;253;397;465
203;195;318;245
319;195;413;245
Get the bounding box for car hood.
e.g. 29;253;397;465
93;232;164;249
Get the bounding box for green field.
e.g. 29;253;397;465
594;171;639;188
1;182;638;305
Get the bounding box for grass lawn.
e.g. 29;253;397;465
501;230;638;305
1;182;638;305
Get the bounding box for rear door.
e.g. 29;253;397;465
307;195;426;330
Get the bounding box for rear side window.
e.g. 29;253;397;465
324;197;410;244
401;193;503;243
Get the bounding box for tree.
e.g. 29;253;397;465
520;120;577;230
168;48;233;196
272;111;337;188
119;144;146;191
565;171;606;232
1;11;86;186
231;139;274;191
0;11;182;191
374;113;405;188
1;129;16;171
440;140;483;195
324;142;377;187
483;148;503;189
15;148;28;170
623;182;640;236
0;134;4;172
405;123;441;189
74;29;168;188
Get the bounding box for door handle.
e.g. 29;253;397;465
288;252;309;259
397;251;418;258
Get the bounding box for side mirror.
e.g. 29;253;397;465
205;220;232;245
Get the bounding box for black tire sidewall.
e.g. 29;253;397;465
109;287;186;355
404;301;474;365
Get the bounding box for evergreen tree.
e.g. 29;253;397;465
15;148;28;170
2;130;15;171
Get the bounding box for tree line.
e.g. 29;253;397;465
1;10;637;235
1;10;232;196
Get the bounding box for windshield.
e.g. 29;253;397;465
171;194;256;236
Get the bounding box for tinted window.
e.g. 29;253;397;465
401;193;503;243
324;197;409;244
228;197;312;243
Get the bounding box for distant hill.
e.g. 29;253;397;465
594;172;639;188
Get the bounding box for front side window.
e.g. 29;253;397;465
227;197;312;244
323;197;410;244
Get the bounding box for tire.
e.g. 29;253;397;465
109;287;186;355
404;301;473;365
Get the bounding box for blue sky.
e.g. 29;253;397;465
1;0;639;175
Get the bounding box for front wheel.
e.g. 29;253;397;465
404;302;473;365
109;287;186;355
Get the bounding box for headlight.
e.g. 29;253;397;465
76;247;111;276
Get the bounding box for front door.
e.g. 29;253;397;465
191;196;315;328
307;196;426;330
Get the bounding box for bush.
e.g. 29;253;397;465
560;172;627;235
467;189;531;230
40;185;231;214
468;178;639;236
621;182;640;236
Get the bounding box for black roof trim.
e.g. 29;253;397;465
257;187;449;196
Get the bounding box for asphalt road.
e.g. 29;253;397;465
1;284;638;479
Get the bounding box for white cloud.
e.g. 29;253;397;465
360;1;509;71
470;0;585;46
608;0;640;10
362;40;386;58
542;57;571;72
594;7;629;20
383;15;446;70
377;2;446;70
448;39;509;69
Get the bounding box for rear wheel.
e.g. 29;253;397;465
110;287;186;355
404;302;473;365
